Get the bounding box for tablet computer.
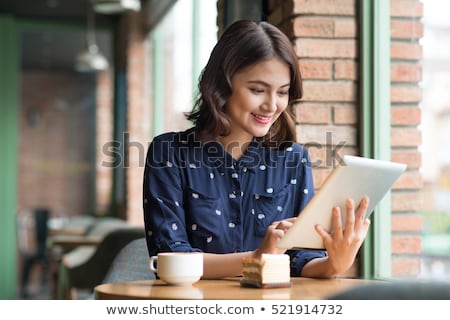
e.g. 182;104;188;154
277;155;407;250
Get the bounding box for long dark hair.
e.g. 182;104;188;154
186;20;302;148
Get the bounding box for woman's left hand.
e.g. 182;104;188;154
314;196;371;275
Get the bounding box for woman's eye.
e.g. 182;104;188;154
250;88;264;94
278;90;289;96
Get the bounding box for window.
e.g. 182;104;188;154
419;0;450;279
150;0;218;135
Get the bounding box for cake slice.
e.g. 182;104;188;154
241;253;291;288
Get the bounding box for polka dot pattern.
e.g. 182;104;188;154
143;134;320;266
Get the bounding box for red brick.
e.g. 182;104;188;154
391;257;421;276
299;59;332;80
295;39;356;59
306;147;330;167
295;103;331;124
291;0;356;16
335;18;356;38
292;16;356;38
392;235;422;254
391;20;424;40
391;127;422;147
126;12;154;225
391;191;423;212
391;0;424;18
391;43;423;60
391;106;421;126
391;150;422;169
293;17;335;38
333;105;357;124
297;124;357;146
20;72;101;217
391;214;423;232
305;146;357;170
391;63;422;82
393;170;423;190
391;85;422;103
302;81;356;102
334;60;357;80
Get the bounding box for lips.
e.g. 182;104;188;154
251;113;272;124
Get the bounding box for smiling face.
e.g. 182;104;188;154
221;57;291;151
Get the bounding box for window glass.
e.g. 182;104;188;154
419;0;450;279
150;0;218;133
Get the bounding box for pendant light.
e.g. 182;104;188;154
75;3;109;72
92;0;141;14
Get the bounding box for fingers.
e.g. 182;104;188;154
356;196;370;221
260;218;297;255
270;217;296;232
351;196;370;232
343;198;355;238
284;217;298;223
271;217;297;226
332;206;343;238
314;197;371;264
344;196;371;232
314;223;333;245
327;197;371;239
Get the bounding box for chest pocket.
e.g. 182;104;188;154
184;186;226;249
251;183;294;236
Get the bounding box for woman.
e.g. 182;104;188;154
143;20;370;279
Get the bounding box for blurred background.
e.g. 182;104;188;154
419;0;450;278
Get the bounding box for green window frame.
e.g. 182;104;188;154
0;14;19;299
359;0;392;279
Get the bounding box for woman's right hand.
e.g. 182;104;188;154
253;217;297;258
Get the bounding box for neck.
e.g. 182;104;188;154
218;135;252;160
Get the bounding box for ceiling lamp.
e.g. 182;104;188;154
75;44;109;72
93;0;141;14
75;4;109;72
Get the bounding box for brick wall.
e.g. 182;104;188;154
264;0;424;277
18;72;97;218
390;0;424;277
123;11;153;226
96;70;114;216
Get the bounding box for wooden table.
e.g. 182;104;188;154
50;234;102;250
49;234;102;299
95;277;379;300
48;216;95;237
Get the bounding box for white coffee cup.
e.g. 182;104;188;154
149;252;203;286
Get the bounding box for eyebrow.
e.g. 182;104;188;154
247;80;290;88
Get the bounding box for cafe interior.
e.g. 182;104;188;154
1;0;450;300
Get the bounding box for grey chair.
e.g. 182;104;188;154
327;280;450;300
87;237;155;299
102;237;155;284
57;227;145;299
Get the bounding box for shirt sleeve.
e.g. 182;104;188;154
287;145;327;276
288;250;327;276
143;134;201;256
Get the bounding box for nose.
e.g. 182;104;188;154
262;93;277;113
